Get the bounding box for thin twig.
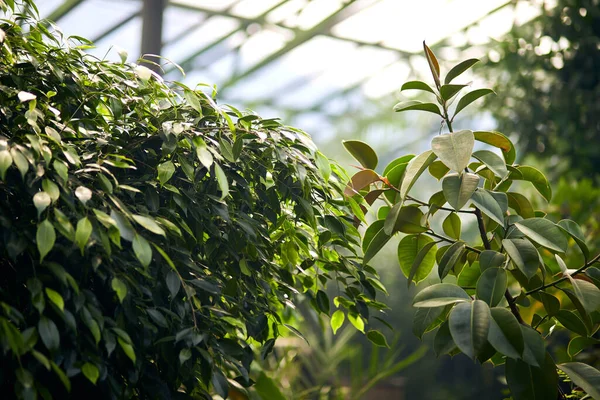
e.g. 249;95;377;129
525;253;600;296
425;230;481;254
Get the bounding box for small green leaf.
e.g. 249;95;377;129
132;215;166;236
423;41;441;87
476;268;507;307
442;172;479;210
132;234;152;267
81;363;99;385
472;150;508;178
434;320;457;356
556;310;588;337
255;372;286;400
331;310;345;334
428;160;450;180
37;220;56;262
367;330;389;348
413;283;470;308
42;179;60;202
342;140;378;170
557;219;589;259
431;130;475;173
348;312;364;333
38;316;60;351
45;288;64;312
400;80;435;93
393;100;441;115
440;84;468;101
51;361;71;392
558;362;600;400
75;217;92;255
568;337;599;358
166;270;180;297
507;192;535;219
157;161;175;185
384;205;427;235
453;88;494;117
438;241;466;280
449;300;491;359
111;277;128;303
445;58;479;84
12;148;29;178
316;290;330;314
117;337;136;363
502;239;539;280
413;306;445;339
315;151;331;181
179;348;192;365
442;212;461;239
479;250;506;271
514;218;568;253
214;163;229;199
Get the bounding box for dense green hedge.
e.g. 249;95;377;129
0;2;387;398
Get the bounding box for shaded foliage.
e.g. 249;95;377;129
0;2;388;398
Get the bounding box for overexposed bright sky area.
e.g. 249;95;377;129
33;0;549;145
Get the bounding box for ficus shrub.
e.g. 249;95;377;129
345;42;600;399
0;2;389;398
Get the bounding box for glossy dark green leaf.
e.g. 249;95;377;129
445;58;479;84
567;337;599;358
434;320;456;357
505;354;557;400
383;154;415;176
398;234;437;286
428;160;450;180
556;310;588;337
453;89;495;117
502;239;540;280
442;172;479;210
157;161;175;185
479;250;506;272
521;326;545;367
393;100;441;115
440;84;468;101
431;130;475;173
488;307;524;359
537;292;560;316
413;306;445;339
413;283;470;308
38;316;59;351
342;140;378;170
37;220;55;262
507;192;535;219
438;241;466;280
132;234;152;268
255;372;286;400
457;261;481;287
558;362;600;400
316;290;330;314
476;268;507;307
514;218;568;253
449;300;491;359
570;278;600;314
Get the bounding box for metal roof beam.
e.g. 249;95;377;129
47;0;84;22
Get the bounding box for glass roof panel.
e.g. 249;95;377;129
231;0;286;18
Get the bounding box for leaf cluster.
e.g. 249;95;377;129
0;2;386;398
345;43;600;399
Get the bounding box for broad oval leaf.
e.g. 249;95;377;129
342;140;378;170
431;130;475;173
382;154;415;176
330;310;345;334
521;326;546;367
558;362;600;400
442;172;479;210
479;250;506;272
81;363;99;385
132;234;152;267
513;166;552;202
442;212;461;240
488;307;524;359
507;192;535;219
571;278;600;314
38;316;60;351
132;215;166;236
157;161;175;185
384;204;427;236
366;330;389;348
428;160;450;180
556;309;588;337
413;306;445;339
413;283;470;308
449;300;491;359
557;219;589;259
75;217;92;255
514;218;568;253
344;169;380;197
476;268;507;307
440;84;468;101
398;234;437;286
434;320;457;356
502;239;540;280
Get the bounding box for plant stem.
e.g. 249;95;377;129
441;100;454;133
525;253;600;296
406;195;476;214
474;208;525;324
425;230;481;254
